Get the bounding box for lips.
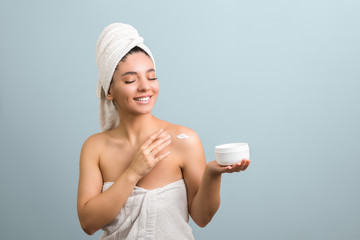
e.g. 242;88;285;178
133;95;152;103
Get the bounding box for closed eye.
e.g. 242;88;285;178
125;80;135;84
124;77;157;83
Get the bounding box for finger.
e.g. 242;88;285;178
215;164;230;173
227;162;243;173
157;131;169;139
148;134;171;153
234;159;250;172
154;151;171;163
239;159;248;169
242;159;251;171
142;129;164;149
223;165;234;173
151;138;172;156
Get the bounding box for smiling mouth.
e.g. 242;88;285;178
133;95;152;102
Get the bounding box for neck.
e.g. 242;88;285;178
113;112;162;146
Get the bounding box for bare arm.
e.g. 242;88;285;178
182;129;251;227
190;160;250;227
77;129;171;235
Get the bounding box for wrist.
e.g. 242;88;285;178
205;162;222;178
123;168;141;185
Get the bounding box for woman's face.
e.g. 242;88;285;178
107;52;159;116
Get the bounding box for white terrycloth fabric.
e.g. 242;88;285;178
95;23;156;132
100;179;194;240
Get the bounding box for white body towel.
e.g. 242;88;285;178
100;179;194;240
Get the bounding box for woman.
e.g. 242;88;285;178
77;23;250;240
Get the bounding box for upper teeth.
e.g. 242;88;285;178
136;97;150;101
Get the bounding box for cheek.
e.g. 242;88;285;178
152;82;160;94
120;86;137;101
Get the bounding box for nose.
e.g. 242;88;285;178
137;76;150;92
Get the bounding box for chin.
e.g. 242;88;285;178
130;106;155;115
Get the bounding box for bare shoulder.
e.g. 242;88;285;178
164;123;198;141
83;132;102;144
80;132;107;162
174;125;200;143
163;123;203;156
163;123;205;203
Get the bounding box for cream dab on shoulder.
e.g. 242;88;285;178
176;134;189;139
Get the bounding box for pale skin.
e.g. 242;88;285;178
77;51;251;235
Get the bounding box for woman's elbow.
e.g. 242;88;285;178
81;222;97;236
79;214;98;235
192;212;215;228
190;209;215;227
196;222;208;228
194;217;212;228
191;206;218;228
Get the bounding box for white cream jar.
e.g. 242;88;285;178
215;143;250;165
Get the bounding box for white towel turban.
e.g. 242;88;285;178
95;23;156;132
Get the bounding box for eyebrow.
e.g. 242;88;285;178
120;68;155;77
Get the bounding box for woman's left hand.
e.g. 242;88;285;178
206;159;251;176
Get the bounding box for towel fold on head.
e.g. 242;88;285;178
95;23;155;132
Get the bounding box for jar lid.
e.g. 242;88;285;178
215;143;249;153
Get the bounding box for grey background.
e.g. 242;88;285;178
1;0;359;239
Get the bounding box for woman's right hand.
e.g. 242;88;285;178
127;129;171;181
